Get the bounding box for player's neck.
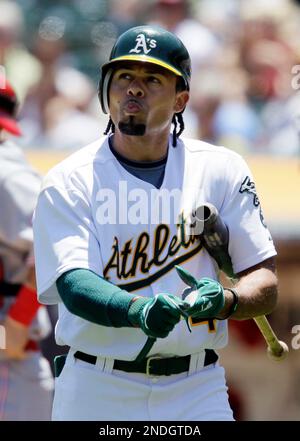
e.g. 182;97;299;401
111;131;170;162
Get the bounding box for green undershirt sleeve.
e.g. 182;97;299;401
56;268;147;328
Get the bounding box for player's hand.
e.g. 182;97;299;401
128;294;184;338
175;266;225;319
0;316;29;360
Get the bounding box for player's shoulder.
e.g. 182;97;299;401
180;137;243;162
42;136;110;189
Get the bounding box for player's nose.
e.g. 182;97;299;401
127;78;145;98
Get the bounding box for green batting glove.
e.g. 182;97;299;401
128;294;184;338
175;266;225;319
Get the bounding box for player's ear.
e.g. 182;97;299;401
174;90;189;113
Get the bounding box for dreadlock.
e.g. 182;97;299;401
172;112;185;147
104;112;185;145
104;117;115;135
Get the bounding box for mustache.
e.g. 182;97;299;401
118;116;146;136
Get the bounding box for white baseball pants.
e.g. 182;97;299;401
52;349;234;421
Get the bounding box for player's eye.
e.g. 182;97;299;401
147;76;160;84
118;72;132;81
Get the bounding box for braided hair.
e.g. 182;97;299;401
104;113;184;147
171;112;184;147
104;117;115;135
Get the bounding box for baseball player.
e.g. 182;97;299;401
0;75;54;420
33;25;278;421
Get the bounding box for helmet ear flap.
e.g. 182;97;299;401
98;68;113;114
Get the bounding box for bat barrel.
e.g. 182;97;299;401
254;316;289;360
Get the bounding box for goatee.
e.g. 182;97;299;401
118;116;146;136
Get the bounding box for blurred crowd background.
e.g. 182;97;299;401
1;0;300;421
1;0;300;155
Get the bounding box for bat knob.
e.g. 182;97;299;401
267;340;289;361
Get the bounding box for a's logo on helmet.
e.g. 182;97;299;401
129;33;157;55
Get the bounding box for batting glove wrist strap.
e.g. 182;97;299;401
128;294;183;339
175;266;225;319
127;297;149;327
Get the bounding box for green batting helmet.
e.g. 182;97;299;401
99;25;191;114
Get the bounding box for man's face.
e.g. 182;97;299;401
108;62;189;137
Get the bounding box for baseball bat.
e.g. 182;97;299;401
196;203;288;361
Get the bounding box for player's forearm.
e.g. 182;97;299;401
218;264;278;320
56;269;139;327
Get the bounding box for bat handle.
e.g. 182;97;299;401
134;337;156;362
253;315;289;361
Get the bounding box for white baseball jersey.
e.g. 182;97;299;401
33;135;276;360
0;140;51;340
0;140;41;283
